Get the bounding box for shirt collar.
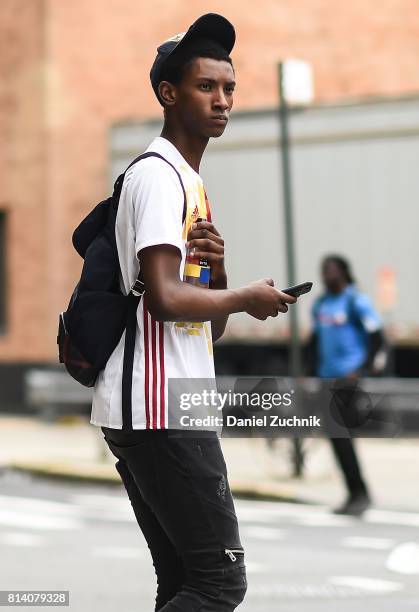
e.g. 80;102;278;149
149;136;201;179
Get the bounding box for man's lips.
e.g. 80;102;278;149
210;115;228;123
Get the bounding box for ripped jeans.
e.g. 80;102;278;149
101;427;247;611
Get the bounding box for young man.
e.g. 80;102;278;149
92;13;296;611
309;255;387;516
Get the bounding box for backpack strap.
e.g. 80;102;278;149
113;151;187;224
115;151;188;297
121;293;139;430
346;289;364;330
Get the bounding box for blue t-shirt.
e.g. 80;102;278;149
312;285;382;378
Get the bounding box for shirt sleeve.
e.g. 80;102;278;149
125;157;185;258
353;293;382;333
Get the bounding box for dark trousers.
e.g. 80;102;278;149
101;427;247;611
329;437;369;497
325;377;370;497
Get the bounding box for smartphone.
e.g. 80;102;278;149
281;281;313;297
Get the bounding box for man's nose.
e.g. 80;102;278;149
213;88;229;110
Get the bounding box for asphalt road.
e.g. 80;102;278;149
0;469;418;611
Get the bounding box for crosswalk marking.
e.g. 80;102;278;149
365;509;419;528
241;526;284;540
329;576;403;593
69;493;131;510
0;493;134;525
0;509;82;530
0;494;83;516
0;531;47;547
237;500;419;528
386;542;419;575
0;493;417;548
0;494;84;530
92;546;146;559
247;583;367;599
341;536;396;550
0;490;416;604
245;562;269;574
292;513;354;527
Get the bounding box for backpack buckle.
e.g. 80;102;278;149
130;279;145;296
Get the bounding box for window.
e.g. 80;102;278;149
0;211;6;333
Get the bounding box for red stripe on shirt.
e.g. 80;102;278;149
159;321;165;429
151;318;158;429
143;299;150;429
204;189;212;222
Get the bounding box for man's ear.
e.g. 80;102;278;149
158;81;176;107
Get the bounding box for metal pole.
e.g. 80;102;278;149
278;61;302;378
278;62;304;477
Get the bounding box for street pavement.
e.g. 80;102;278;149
0;414;418;511
0;471;418;611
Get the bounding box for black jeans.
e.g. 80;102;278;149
101;427;247;611
329;437;369;497
324;377;370;498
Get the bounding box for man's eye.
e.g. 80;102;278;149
200;83;211;90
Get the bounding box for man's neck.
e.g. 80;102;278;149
328;281;348;295
160;125;208;174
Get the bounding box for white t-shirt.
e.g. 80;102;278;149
90;136;215;429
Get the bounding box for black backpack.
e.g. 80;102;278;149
57;152;186;427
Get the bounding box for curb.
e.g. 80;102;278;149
4;461;304;503
5;461;121;485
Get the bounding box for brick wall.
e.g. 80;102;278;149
0;0;47;360
1;0;419;362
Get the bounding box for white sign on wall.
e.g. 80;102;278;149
282;59;314;105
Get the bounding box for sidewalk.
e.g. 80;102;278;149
0;414;418;512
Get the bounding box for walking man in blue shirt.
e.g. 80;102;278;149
309;255;388;516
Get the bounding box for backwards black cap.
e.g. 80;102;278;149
150;13;235;105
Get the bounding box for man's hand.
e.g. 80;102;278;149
243;278;297;320
186;220;226;286
186;219;228;340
